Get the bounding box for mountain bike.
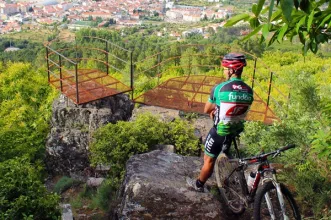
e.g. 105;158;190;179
214;135;301;220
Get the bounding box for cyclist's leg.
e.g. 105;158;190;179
204;127;224;159
201;127;228;181
197;127;218;184
199;154;215;183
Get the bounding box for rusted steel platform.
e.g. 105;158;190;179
134;75;278;124
49;69;132;104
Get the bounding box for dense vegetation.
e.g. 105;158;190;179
0;39;44;64
0;62;60;218
88;113;201;209
0;24;330;218
226;0;331;54
241;52;331;217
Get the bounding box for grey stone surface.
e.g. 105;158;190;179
152;144;175;153
116;150;228;219
116;150;253;219
45;94;134;175
60;204;73;220
86;177;105;187
131;105;180;122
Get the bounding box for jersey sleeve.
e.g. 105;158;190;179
208;85;217;103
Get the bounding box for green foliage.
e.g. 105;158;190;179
0;158;60;219
167;118;200;155
225;0;331;54
310;103;331;160
0;38;43;65
291;160;331;216
241;52;331;217
91;178;120;211
90;113;200;178
0;62;58;162
53;176;81;194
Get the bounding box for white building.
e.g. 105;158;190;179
166;10;183;20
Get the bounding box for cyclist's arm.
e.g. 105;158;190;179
204;101;216;117
204;85;217;117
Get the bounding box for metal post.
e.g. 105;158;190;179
252;58;257;89
105;41;109;75
130;51;134;100
46;47;50;82
59;55;63;92
189;55;192;76
75;63;79;104
157;53;160;85
266;72;273;108
75;36;78;62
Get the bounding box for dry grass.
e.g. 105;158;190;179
6;28;53;43
4;28;75;44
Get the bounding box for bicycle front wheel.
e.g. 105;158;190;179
253;181;301;220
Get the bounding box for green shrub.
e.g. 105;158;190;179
0;158;60;220
90;113;200;178
53;176;81;194
0;62;58;162
292;160;331;216
167;118;200;155
91;178;120;211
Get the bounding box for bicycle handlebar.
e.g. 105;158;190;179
279;144;295;152
240;144;296;163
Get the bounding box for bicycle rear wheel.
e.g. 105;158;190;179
214;153;246;215
254;181;301;220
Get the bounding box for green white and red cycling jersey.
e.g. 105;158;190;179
209;77;254;136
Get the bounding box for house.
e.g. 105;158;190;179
166;10;183;20
4;47;20;52
0;3;19;15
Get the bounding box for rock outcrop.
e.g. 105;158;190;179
116;150;252;219
45;94;134;175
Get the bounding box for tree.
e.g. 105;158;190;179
62;15;68;23
96;16;103;23
225;0;331;54
0;62;57;162
0;158;60;219
207;27;216;35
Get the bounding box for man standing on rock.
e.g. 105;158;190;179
187;53;254;192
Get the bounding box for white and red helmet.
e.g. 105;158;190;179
221;53;247;71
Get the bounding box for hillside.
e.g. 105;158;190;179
0;24;330;219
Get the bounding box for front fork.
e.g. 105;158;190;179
262;174;289;220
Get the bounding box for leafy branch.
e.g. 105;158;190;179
225;0;331;54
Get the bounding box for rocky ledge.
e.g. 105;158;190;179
115;150;252;220
45;94;134;175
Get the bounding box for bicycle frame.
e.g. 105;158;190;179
228;137;291;219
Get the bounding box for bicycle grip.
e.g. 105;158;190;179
280;144;295;152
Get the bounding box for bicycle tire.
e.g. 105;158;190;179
253;181;301;220
215;153;246;215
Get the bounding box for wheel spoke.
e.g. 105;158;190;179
215;153;246;214
255;182;301;220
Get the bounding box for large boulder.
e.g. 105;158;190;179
116;150;252;219
45;94;134;175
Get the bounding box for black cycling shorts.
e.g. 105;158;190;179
204;127;232;158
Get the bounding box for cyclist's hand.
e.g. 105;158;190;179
209;109;215;119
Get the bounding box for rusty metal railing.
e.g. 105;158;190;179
45;38;289;124
45;36;133;104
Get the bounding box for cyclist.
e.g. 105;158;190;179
187;53;254;192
